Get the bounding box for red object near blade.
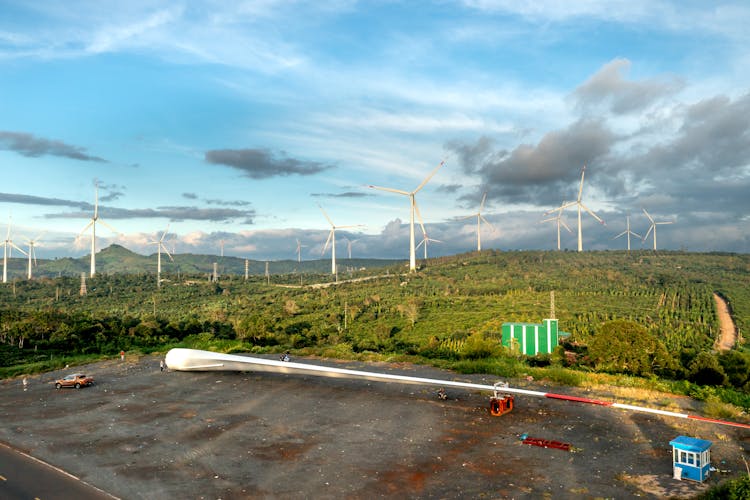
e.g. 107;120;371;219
521;436;572;451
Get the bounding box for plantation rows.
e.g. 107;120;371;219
0;250;748;397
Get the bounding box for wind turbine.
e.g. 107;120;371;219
343;238;360;259
369;158;446;272
149;225;174;288
540;204;573;250
613;215;641;251
77;183;118;277
642;208;673;251
25;232;45;280
459;192;495;252
546;165;605;252
319;205;362;275
3;217;27;283
413;202;442;259
295;239;307;263
416;230;442;259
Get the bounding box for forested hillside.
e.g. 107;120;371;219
0;244;399;278
2;250;749;408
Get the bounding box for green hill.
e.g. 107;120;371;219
3;244;401;279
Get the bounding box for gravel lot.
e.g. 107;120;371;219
1;354;748;499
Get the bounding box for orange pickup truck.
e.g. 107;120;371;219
55;373;95;389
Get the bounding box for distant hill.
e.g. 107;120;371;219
2;244;402;279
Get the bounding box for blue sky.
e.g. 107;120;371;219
1;1;749;263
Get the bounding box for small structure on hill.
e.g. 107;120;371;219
501;318;568;356
670;436;712;482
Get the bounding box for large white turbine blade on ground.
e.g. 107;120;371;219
164;348;750;430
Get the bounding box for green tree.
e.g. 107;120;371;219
588;320;677;376
688;352;728;386
717;351;750;389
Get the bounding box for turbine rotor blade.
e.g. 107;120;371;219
10;242;27;256
577;165;586;202
98;219;119;234
160;224;171;242
161;243;175;261
413;157;446;193
413;201;427;236
642;208;654;223
480;215;496;232
369;185;410;196
78;220;94;236
579;203;605;224
479;192;487;212
318;205;335;226
322;230;334;254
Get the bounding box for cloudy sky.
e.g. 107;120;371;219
1;1;749;262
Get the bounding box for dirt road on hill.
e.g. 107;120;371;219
714;293;737;351
1;354;748;499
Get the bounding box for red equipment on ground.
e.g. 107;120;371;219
520;433;572;451
489;382;515;416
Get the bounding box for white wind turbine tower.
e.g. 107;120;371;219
369;158;446;272
319;205;362;275
3;217;27;283
77;184;118;277
459;192;495;252
642;208;673;251
546;165;605;252
540;203;573;250
149;225;174;288
25;232;45;280
613;215;641;251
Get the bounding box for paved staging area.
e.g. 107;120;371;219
1;354;748;499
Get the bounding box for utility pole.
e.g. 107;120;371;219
550;290;556;319
80;272;87;296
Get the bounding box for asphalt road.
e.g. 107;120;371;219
0;442;116;500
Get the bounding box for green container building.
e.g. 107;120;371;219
501;319;559;356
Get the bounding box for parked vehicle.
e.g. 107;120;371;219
55;373;94;389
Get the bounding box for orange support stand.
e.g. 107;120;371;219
489;395;514;416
